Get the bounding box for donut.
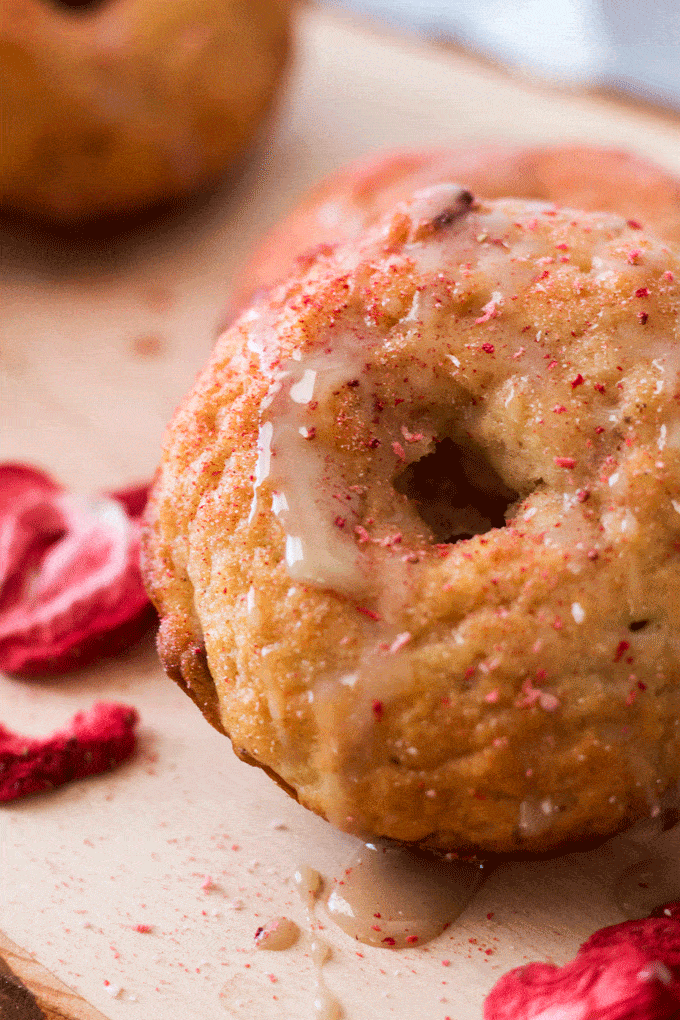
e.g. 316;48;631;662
143;183;680;856
228;144;680;317
0;0;291;220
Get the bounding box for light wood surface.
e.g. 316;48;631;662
0;929;110;1019
1;6;679;1019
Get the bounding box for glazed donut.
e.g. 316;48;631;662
0;0;290;220
229;144;680;317
144;185;680;856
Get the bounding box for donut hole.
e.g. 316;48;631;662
49;0;108;12
394;437;519;543
628;620;649;632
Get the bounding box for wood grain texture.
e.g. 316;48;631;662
0;7;679;1019
0;931;110;1020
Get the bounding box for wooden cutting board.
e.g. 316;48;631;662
1;5;679;1020
0;930;109;1020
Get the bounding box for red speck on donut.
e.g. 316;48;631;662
357;606;381;621
0;464;155;675
554;457;576;469
638;311;649;324
635;287;650;298
372;699;384;720
481;343;495;354
0;702;138;802
614;640;631;662
571;374;584;388
627;219;643;229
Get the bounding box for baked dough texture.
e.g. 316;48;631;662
144;184;680;856
0;0;290;220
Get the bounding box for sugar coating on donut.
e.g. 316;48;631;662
144;188;680;854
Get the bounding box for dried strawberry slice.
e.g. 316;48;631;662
0;464;155;675
484;914;680;1020
0;701;138;801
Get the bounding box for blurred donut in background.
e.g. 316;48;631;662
229;144;680;317
0;0;292;221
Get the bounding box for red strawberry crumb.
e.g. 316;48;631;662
372;700;384;720
357;606;381;621
571;374;584;388
134;924;153;933
627;219;643;229
392;441;407;461
484;911;680;1020
614;640;631;662
638;311;649;324
0;464;154;675
401;427;425;443
382;937;396;946
481;343;495;354
334;516;346;529
0;702;138;801
635;287;650;298
554;457;576;469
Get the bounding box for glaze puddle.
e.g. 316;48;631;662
294;865;343;1019
255;916;300;951
310;939;341;1020
324;840;489;949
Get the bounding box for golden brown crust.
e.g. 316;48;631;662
228;144;680;318
0;0;291;220
144;155;680;856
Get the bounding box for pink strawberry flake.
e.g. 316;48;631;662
0;702;138;801
475;298;500;324
484;912;680;1020
0;464;155;675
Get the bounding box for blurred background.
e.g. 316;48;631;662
323;0;680;111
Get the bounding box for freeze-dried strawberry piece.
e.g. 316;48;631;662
484;914;680;1020
0;464;155;675
0;701;138;801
